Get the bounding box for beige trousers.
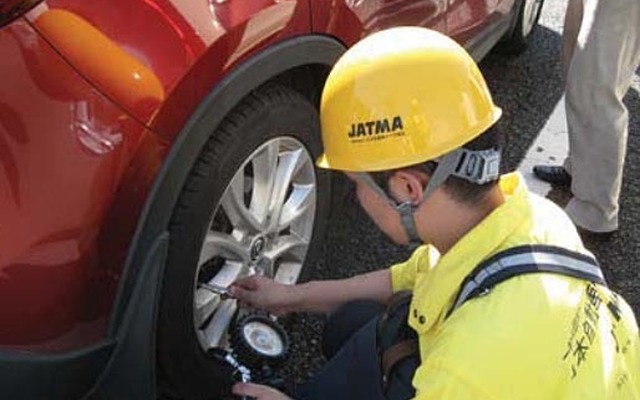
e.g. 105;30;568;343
562;0;640;232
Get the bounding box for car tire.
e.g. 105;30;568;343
499;0;545;54
157;84;330;400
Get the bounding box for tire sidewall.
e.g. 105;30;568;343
499;0;544;54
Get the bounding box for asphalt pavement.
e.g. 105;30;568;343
286;0;640;386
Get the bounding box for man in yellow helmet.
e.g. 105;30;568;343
230;27;640;400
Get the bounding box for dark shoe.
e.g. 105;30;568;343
532;165;572;186
576;226;617;242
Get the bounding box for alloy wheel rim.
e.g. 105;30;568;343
192;136;317;352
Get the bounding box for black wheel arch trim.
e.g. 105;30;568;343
90;232;169;400
0;342;115;400
110;35;346;333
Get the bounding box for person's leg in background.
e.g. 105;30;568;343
560;0;582;78
562;0;640;232
531;0;582;186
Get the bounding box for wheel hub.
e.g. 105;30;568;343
249;235;267;261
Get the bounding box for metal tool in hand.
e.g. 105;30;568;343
209;349;253;400
199;282;232;298
220;351;252;383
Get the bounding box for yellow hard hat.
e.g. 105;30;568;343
316;27;502;172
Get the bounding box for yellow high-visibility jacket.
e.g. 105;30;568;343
390;172;640;399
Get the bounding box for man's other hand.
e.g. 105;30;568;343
232;382;293;400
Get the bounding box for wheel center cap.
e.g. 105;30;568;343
249;236;267;261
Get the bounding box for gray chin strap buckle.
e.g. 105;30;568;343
451;148;501;185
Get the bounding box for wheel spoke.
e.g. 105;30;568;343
201;299;237;350
198;232;250;267
195;261;245;339
267;149;306;232
208;260;246;287
194;288;221;328
221;172;263;233
278;183;315;231
263;234;308;263
274;261;303;285
250;141;279;225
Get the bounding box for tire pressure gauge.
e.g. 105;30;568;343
230;314;289;368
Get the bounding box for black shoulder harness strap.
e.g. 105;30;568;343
449;244;607;315
378;245;606;399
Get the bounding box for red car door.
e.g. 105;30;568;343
447;0;516;47
311;0;448;46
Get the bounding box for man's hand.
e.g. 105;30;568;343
232;382;293;400
230;269;393;316
228;275;298;316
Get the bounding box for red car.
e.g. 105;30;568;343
0;0;543;398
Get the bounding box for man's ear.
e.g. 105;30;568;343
388;169;427;205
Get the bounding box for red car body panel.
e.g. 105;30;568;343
149;0;311;139
311;0;447;43
448;0;515;44
0;0;517;362
0;19;149;350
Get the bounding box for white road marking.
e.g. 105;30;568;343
516;95;569;196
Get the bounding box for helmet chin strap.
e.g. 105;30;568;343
394;201;422;246
352;173;423;246
353;148;501;247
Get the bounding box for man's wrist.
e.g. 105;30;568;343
289;281;334;314
287;281;309;313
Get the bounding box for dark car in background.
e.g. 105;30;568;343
0;0;543;398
